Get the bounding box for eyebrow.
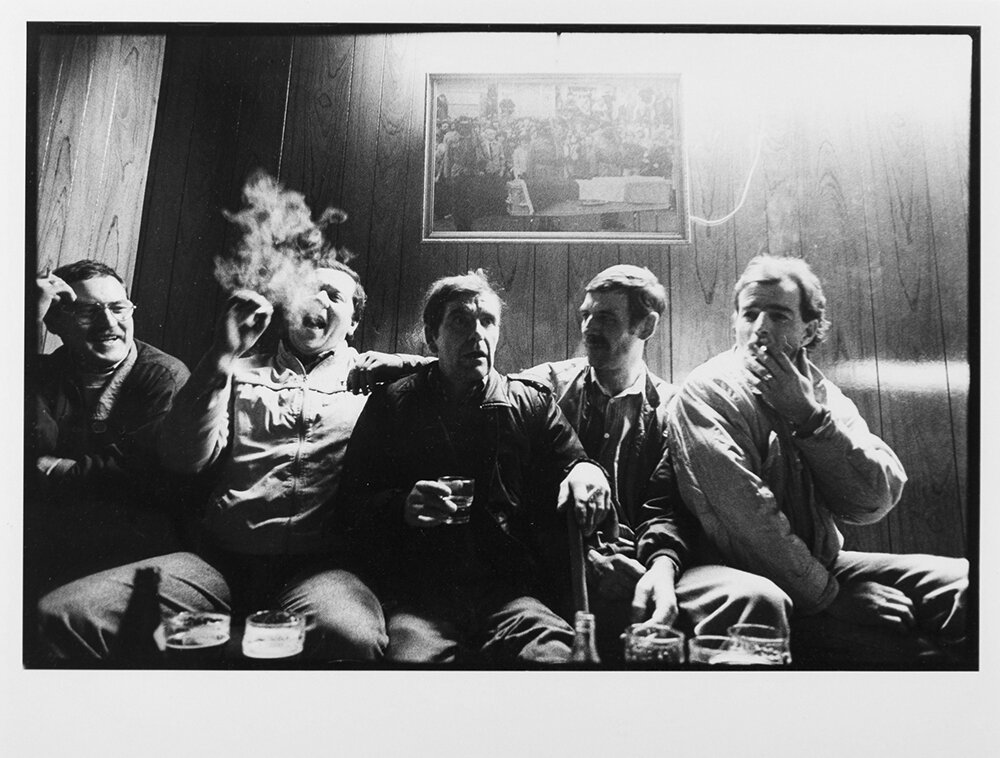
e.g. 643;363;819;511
741;301;795;315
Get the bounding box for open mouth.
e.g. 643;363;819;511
300;314;328;330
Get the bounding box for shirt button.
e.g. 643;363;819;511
603;432;611;439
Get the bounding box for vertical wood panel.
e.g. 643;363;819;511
355;33;419;355
863;110;965;557
337;33;387;351
671;124;739;381
36;35;164;352
281;35;355;222
532;244;570;364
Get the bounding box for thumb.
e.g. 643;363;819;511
556;478;570;513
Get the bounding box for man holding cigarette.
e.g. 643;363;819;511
667;255;968;662
336;271;613;664
37;253;398;662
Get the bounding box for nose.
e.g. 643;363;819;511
94;304;117;328
753;313;771;334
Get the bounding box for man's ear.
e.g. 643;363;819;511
802;319;818;348
636;311;659;342
346;317;360;340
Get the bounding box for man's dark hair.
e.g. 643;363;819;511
732;255;830;347
52;259;124;287
422;269;503;337
586;264;666;326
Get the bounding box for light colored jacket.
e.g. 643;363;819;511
159;341;368;555
667;348;906;614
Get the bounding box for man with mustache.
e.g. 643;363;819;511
336;270;613;664
667;255;968;662
31;260;190;596
37;253;402;663
522;265;790;659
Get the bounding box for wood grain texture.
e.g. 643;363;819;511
532;244;570;364
861;109;965;557
36;35;164;352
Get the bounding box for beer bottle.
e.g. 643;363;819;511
111;567;164;667
569;611;601;663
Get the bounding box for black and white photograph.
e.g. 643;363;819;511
6;9;996;756
424;73;688;241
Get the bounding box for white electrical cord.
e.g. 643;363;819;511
689;131;765;227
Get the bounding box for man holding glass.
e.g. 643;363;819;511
336;270;613;664
667;255;968;663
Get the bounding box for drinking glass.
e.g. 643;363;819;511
726;623;792;665
623;623;685;665
439;476;475;525
242;610;307;659
687;634;740;665
162;611;230;666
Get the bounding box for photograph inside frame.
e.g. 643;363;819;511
425;73;688;242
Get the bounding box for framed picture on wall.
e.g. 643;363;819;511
423;73;690;244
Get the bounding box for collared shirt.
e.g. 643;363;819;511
160;340;369;555
578;368;645;514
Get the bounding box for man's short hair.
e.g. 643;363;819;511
52;259;124;287
732;255;830;347
422;269;503;336
586;264;666;326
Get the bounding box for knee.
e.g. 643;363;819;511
37;581;96;631
311;613;388;661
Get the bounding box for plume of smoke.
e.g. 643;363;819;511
215;170;354;313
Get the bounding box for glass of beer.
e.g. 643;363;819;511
726;623;792;665
162;611;230;667
623;623;685;665
439;476;475;525
242;610;307;659
687;634;737;665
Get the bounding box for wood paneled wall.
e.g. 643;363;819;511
35;34;165;351
125;31;970;559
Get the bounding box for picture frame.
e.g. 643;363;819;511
422;73;689;244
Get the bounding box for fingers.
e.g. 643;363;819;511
630;580;653;623
404;480;456;527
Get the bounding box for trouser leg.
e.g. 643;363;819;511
276;567;388;662
384;602;465;663
832;551;968;638
675;564;793;637
792;551;969;666
36;552;230;663
478;595;574;665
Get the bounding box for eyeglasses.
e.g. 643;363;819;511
60;300;137;325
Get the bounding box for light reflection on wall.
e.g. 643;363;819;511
827;360;970;395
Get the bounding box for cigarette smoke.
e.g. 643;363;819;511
215;170;355;313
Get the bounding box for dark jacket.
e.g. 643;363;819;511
522;358;698;572
30;340;191;590
336;365;598;609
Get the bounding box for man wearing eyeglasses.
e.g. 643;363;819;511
31;259;190;594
